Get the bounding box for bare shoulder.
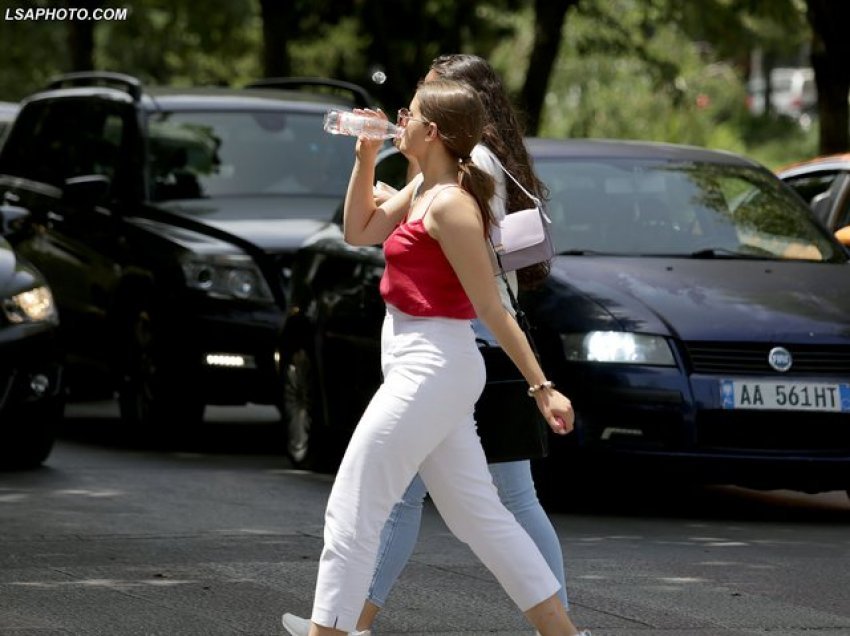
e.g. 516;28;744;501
429;187;481;230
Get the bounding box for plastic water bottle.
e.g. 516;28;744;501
323;110;401;140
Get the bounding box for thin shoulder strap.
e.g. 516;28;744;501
494;159;541;207
421;184;462;219
494;244;542;362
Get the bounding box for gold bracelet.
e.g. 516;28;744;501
527;380;554;397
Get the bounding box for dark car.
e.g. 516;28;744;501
777;154;850;246
0;72;376;429
282;139;850;497
0;218;63;468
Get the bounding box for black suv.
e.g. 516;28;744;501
0;72;375;428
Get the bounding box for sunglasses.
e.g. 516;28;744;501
397;108;430;127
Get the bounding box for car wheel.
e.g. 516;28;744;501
0;424;56;469
0;400;62;469
282;347;330;470
117;305;205;429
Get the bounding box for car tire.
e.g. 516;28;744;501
0;400;61;469
17;422;56;468
117;304;205;430
0;426;56;469
282;347;332;471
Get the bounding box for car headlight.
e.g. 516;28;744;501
180;254;273;303
2;286;58;324
561;331;675;365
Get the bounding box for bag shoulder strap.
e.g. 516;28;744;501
493;159;551;225
503;266;542;362
494;159;541;207
491;240;543;363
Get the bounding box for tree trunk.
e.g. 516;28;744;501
521;0;578;135
806;0;850;154
761;50;775;117
66;0;102;71
259;0;294;77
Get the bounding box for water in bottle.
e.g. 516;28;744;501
323;110;401;140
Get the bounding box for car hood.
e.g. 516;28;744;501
543;256;850;342
155;196;338;251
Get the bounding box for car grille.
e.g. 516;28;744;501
697;410;850;453
684;342;850;375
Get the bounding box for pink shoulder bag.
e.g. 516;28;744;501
488;163;554;272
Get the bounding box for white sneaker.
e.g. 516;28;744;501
281;613;371;636
281;614;311;636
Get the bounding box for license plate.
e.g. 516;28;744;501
720;379;850;412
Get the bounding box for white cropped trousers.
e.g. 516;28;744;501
311;306;560;631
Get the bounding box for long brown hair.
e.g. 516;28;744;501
430;54;550;287
415;79;495;236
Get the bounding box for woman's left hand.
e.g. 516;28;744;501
534;389;575;435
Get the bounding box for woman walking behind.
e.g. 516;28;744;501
289;80;581;636
284;54;589;636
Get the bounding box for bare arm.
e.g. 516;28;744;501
426;191;574;434
342;110;415;246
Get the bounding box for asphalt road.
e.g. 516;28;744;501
0;401;849;636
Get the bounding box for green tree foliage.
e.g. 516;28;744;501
0;0;261;98
505;0;817;167
97;0;261;86
0;1;67;100
277;0;524;114
539;0;749;150
521;0;578;134
0;0;828;164
673;0;807;74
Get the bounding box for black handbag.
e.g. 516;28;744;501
475;343;549;463
474;239;550;463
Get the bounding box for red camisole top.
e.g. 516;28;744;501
379;186;475;319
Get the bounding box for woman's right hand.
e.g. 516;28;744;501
353;108;388;161
533;388;575;435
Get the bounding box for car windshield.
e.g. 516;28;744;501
146;110;355;201
536;158;844;262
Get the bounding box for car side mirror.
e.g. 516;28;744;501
63;175;110;207
835;225;850;247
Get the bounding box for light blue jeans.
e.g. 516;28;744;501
367;461;569;609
